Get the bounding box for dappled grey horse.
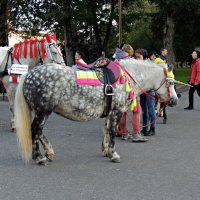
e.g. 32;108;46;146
14;59;178;165
0;33;65;130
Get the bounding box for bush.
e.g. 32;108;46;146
174;68;190;83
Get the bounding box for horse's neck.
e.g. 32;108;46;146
121;59;163;96
12;42;41;69
132;66;154;96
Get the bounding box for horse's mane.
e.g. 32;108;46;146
120;58;166;69
13;38;52;60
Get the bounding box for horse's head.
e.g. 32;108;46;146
155;67;178;107
43;33;65;66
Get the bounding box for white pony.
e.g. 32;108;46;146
0;33;65;130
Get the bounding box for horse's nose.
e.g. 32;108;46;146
168;98;178;107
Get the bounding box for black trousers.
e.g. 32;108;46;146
188;84;200;107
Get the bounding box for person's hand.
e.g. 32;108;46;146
194;82;198;85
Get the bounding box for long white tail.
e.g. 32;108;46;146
14;75;32;163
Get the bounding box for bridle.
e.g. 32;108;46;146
45;42;65;65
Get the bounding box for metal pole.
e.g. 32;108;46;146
118;0;122;47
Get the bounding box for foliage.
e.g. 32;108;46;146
150;0;200;62
174;68;190;83
1;0;200;63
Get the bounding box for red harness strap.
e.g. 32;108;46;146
116;61;171;103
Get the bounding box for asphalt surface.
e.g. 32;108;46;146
0;91;200;200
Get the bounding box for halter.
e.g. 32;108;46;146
45;42;65;65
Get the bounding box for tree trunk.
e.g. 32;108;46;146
63;0;74;66
0;2;8;46
64;24;73;66
163;13;176;64
102;0;116;53
89;1;104;55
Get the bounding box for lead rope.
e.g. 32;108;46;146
126;101;168;129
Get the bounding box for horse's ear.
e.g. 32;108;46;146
52;34;57;42
46;33;52;43
167;64;174;72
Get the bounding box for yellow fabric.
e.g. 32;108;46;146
155;57;166;64
76;71;98;79
167;70;175;79
130;97;137;111
120;69;124;76
125;81;131;92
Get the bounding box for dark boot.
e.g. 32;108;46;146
163;118;167;124
184;106;193;110
144;127;155;136
141;128;147;135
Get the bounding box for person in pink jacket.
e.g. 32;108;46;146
75;51;89;70
184;50;200;110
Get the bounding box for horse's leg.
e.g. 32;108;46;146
102;110;122;163
31;114;52;165
39;134;55;161
2;77;16;131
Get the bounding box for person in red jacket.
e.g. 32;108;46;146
184;50;200;110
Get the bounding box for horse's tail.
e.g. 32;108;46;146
14;75;32;163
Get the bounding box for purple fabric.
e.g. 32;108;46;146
115;48;129;60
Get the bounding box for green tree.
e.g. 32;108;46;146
121;0;158;51
0;0;8;46
150;0;200;62
8;0;120;65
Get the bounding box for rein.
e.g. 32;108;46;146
126;101;168;128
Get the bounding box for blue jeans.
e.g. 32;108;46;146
140;91;156;129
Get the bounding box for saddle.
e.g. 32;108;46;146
76;58;121;95
76;58;121;118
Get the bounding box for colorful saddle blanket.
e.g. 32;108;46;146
75;61;121;86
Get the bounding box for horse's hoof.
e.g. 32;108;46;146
111;152;120;163
11;128;15;132
45;153;54;161
36;157;48;165
102;149;108;157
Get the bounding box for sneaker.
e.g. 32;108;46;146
184;106;193;110
132;133;148;142
121;133;133;140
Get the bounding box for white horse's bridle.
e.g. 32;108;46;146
46;42;65;64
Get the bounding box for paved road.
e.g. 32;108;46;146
0;91;200;200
